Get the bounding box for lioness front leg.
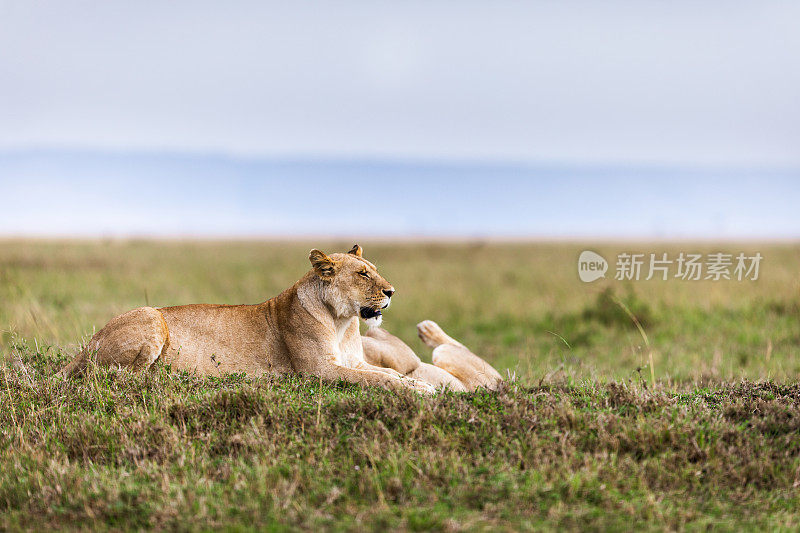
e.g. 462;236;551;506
315;362;435;394
352;360;404;378
283;315;434;394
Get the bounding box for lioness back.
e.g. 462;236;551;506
159;302;293;376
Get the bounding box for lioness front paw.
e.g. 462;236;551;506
401;377;437;395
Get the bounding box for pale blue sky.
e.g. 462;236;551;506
1;151;798;238
0;2;798;237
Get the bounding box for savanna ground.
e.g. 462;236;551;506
1;239;799;531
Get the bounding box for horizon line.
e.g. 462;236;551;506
2;145;800;174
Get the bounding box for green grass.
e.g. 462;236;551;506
1;239;800;530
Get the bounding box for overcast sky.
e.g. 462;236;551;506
1;1;799;166
1;2;799;238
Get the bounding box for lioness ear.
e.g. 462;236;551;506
309;249;336;279
348;244;363;257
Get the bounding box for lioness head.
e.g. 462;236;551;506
309;244;395;327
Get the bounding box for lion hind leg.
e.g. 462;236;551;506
418;320;503;392
361;327;421;375
416;320;465;349
58;307;169;377
408;362;467;392
431;345;503;391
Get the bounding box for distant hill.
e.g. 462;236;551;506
1;149;798;238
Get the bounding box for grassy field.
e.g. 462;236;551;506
1;239;800;530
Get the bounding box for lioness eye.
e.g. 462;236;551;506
358;271;370;278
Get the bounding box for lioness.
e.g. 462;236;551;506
60;245;502;393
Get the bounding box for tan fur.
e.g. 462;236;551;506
59;247;434;394
361;321;502;392
362;327;421;375
416;320;503;391
408;362;468;392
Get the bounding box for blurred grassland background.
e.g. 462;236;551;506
3;239;798;384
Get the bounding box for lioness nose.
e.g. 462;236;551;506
383;289;394;298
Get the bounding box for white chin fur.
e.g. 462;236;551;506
364;315;383;328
